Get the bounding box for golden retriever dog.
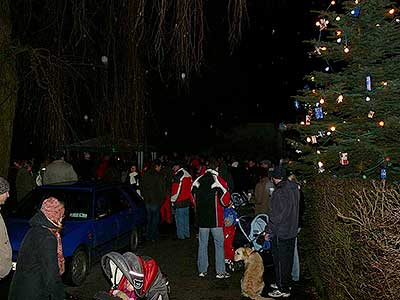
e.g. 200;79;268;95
234;247;272;300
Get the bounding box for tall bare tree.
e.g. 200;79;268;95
0;0;17;176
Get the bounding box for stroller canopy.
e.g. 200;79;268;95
102;252;157;298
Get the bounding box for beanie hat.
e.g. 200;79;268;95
0;177;10;194
41;197;65;227
270;167;286;179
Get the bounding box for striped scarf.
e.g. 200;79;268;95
48;228;65;275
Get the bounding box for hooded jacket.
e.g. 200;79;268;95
269;180;300;239
8;211;65;300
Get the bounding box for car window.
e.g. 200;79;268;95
120;186;143;206
10;188;92;220
95;188;131;218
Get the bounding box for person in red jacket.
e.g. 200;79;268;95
170;161;194;240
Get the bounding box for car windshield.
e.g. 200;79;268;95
10;188;92;221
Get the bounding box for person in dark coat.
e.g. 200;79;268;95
267;167;300;298
141;159;166;241
8;197;66;300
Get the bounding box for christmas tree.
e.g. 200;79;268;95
289;0;400;180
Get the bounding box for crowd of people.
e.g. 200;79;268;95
0;150;305;299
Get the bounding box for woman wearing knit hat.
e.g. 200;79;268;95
8;197;66;300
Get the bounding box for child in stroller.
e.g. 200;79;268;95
94;251;169;300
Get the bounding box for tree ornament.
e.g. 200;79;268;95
305;115;311;125
337;94;344;103
339;152;349;165
366;75;372;91
378;120;385;127
317;161;325;173
315;106;324;119
368;111;375;118
294;100;301;110
316;18;329;30
311;136;318;144
351;6;361;17
380;168;387;180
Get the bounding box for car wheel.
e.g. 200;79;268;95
130;227;139;252
67;248;89;286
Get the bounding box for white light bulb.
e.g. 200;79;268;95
317;150;321;154
337;38;342;43
351;10;355;15
336;16;341;21
366;96;371;102
181;73;186;80
101;56;108;64
325;67;330;71
83;115;88;121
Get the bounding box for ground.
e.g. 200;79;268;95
0;223;317;300
66;224;316;300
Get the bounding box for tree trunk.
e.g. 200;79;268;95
0;0;17;177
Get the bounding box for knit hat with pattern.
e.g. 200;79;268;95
0;177;10;194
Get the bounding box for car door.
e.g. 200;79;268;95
111;187;134;249
92;188;121;257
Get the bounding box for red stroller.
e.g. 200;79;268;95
94;251;170;300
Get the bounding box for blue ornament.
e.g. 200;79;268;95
366;75;372;91
380;168;387;180
351;6;361;17
294;100;301;110
315;107;324;120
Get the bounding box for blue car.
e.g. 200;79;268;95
6;181;146;286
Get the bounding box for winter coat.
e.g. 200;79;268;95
170;168;194;208
142;169;166;206
16;168;35;202
269;180;300;240
254;177;272;214
8;211;65;300
42;159;78;185
191;169;231;228
0;211;12;279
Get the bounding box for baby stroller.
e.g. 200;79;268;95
233;213;273;269
94;251;170;300
235;213;270;252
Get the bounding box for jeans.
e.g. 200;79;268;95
292;234;300;281
198;227;226;274
271;235;296;293
146;204;161;241
174;207;190;239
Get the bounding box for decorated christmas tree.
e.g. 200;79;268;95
289;0;400;180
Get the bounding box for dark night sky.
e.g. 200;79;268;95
152;0;316;147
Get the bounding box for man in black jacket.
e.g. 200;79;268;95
267;167;300;298
191;160;231;279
